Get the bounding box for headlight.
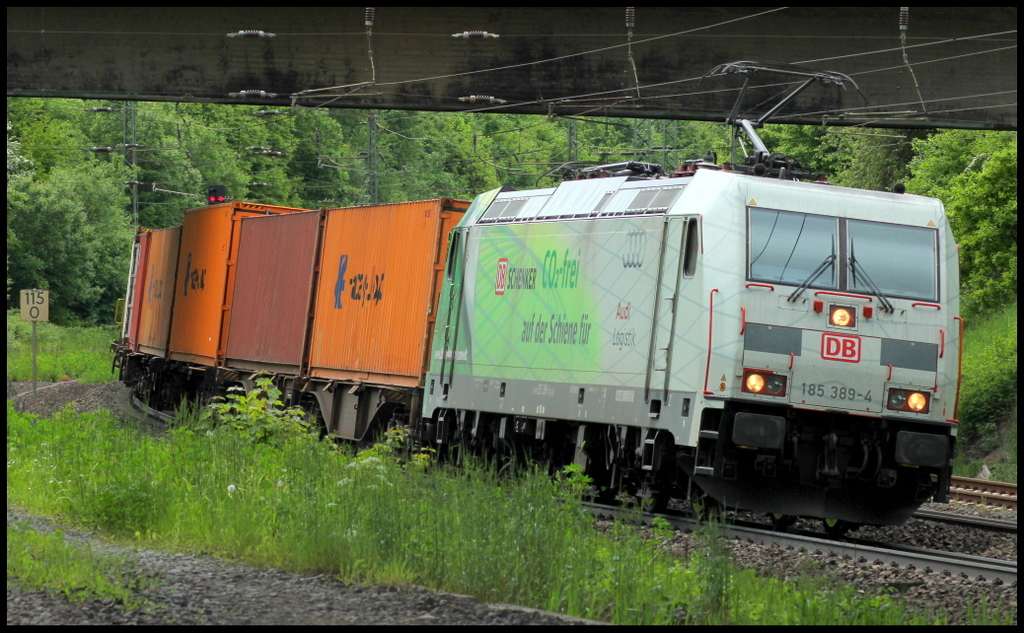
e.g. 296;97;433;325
887;388;930;413
830;305;856;328
742;370;787;397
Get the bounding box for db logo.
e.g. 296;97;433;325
821;333;861;363
495;258;508;295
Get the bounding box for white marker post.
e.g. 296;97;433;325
20;289;49;396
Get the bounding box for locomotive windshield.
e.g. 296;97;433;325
847;220;938;301
748;208;837;288
748;208;939;301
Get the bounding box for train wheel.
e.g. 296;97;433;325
822;517;855;537
770;513;797;530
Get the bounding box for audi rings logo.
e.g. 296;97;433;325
621;230;647;268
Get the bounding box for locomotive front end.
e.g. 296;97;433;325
693;173;961;527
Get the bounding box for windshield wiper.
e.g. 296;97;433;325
849;240;895;313
786;253;836;303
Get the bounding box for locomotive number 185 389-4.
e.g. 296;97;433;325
799;382;872;402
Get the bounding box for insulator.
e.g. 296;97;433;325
255;110;285;116
452;31;499;39
86;146;115;153
365;7;375;27
84;106;118;113
458;95;506;104
229;90;278;98
625;7;635;29
227;30;276;38
899;7;909;31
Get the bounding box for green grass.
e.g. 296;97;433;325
8;401;1000;625
953;301;1017;481
7;522;156;611
6;310;119;383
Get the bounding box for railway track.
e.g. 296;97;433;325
585;502;1017;586
950;476;1018;510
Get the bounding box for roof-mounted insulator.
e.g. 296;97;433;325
226;30;276;38
365;7;375;28
452;31;499;39
229;90;278;98
84;106;118;113
625;7;635;30
458;95;507;104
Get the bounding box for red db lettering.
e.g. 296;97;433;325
821;333;861;363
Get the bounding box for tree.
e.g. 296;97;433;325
907;130;1017;317
7;160;132;324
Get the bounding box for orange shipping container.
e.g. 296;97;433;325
135;226;182;357
309;198;468;387
168;201;308;366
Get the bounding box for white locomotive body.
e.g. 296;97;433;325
425;166;960;528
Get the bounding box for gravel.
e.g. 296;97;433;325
7;380;1018;625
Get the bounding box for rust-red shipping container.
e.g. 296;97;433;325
168;201;308;367
224;210;324;374
134;226;182;357
308;198;468;387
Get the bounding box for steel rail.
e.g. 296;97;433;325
130;393;176;424
584;502;1017;586
912;508;1017;533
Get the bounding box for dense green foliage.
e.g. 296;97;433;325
907;130;1017;317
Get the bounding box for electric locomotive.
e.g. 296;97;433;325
422;153;961;533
